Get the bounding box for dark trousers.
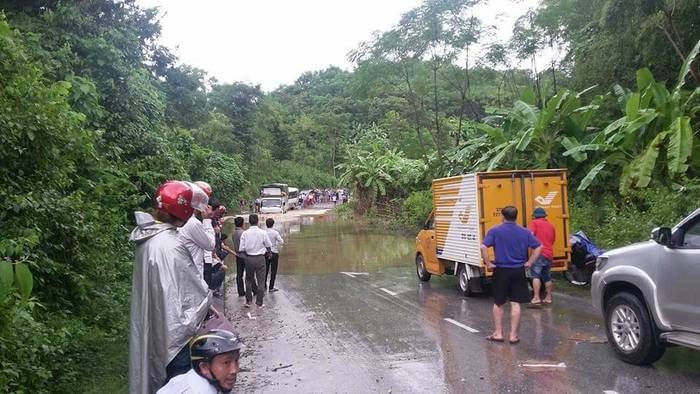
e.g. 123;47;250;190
244;254;266;306
266;252;279;289
204;263;225;291
165;344;190;384
236;256;257;296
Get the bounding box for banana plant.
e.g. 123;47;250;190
568;39;700;193
337;128;426;215
455;85;600;172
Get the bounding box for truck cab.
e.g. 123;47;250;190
260;197;286;214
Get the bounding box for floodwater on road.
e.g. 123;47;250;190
225;212;700;393
277;216;415;275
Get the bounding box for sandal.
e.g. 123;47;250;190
486;335;505;343
509;338;521;344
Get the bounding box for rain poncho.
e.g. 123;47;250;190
129;212;211;393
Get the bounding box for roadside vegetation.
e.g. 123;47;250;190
0;0;698;392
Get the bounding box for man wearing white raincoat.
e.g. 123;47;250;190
129;181;211;393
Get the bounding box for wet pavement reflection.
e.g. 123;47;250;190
225;213;700;393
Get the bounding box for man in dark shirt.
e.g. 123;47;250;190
481;206;542;344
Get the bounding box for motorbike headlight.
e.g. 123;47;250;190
595;256;608;271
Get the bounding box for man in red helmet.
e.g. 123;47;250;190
129;180;211;393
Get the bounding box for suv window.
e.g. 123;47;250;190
682;220;700;249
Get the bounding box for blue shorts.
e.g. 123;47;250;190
530;256;552;282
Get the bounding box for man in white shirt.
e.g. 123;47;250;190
178;182;215;278
157;329;242;394
264;218;284;292
238;214;272;307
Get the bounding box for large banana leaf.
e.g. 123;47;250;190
562;143;611;159
667;116;693;175
559;136;587;162
674;39;700;96
625;93;641;119
606;111;657;145
636;68;655;91
515;127;534;151
487;142;515;171
630;131;667;189
512;100;538;126
578;161;607;191
476;123;506;144
602;117;626;136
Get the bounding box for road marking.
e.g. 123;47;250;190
379;288;398;296
443;318;479;333
520;362;567;369
603;391;619;394
340;272;369;278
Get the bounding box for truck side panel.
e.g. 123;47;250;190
433;174;481;267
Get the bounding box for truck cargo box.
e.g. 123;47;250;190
432;169;570;275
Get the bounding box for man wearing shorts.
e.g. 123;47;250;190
481;206;542;344
529;207;555;304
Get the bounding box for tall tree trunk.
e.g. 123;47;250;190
659;21;700;84
432;63;443;159
550;40;557;93
532;55;542;107
456;44;472;147
401;63;425;146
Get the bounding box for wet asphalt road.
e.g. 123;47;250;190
224;216;700;393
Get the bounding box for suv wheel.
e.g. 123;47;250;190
416;254;431;282
605;292;665;365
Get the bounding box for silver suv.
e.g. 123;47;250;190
591;208;700;365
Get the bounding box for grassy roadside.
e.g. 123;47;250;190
80;334;128;393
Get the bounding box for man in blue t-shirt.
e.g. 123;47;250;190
480;206;542;344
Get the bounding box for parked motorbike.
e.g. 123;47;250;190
565;231;604;286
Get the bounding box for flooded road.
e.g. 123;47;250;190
225;213;700;393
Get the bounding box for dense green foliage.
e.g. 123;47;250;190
0;0;698;391
571;187;700;249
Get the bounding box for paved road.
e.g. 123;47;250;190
224;220;700;393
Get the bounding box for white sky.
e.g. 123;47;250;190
137;0;540;91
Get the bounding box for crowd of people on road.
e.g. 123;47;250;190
129;180;287;393
235;188;349;213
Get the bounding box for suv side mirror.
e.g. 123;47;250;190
651;227;672;246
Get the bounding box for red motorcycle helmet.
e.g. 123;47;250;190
194;181;213;196
154;180;195;221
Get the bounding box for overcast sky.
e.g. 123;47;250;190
137;0;540;91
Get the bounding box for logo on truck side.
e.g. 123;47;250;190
535;191;558;206
459;205;472;224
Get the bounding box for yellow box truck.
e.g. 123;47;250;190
415;169;570;296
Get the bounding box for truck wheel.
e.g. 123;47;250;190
416;254;431;282
457;264;475;297
605;292;665;365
